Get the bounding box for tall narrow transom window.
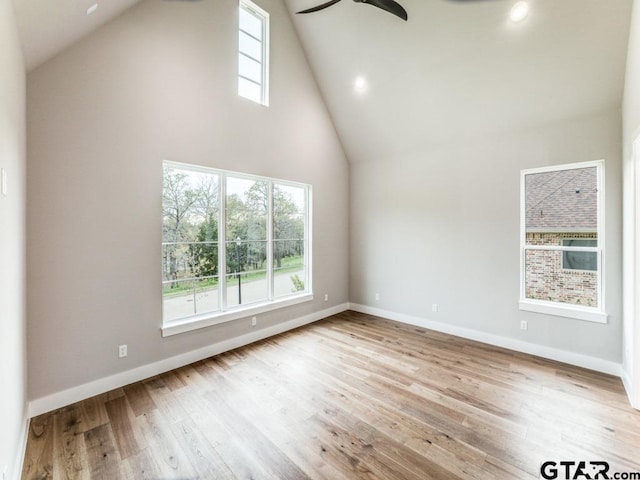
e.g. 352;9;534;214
238;0;269;105
519;160;606;323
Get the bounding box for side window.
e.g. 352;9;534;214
519;161;606;323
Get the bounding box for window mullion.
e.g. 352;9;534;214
238;74;262;87
524;245;599;252
597;249;603;309
597;161;605;313
239;28;262;43
304;186;311;292
267;181;274;301
262;5;269;106
220;173;228;311
239;50;262;64
238;51;262;65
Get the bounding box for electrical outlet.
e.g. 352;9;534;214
324;294;328;301
251;316;257;327
520;320;528;331
375;293;380;301
432;304;438;313
118;344;128;358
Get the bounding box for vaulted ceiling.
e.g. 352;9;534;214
12;0;634;164
13;0;140;71
285;0;633;163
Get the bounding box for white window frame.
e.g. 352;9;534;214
162;161;312;336
519;160;607;323
238;0;269;106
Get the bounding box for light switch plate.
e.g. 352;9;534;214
1;168;6;196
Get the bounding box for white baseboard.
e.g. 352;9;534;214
349;303;622;377
622;368;634;407
622;368;640;409
10;409;29;480
28;303;349;418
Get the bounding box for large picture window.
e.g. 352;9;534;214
519;161;606;323
162;162;311;335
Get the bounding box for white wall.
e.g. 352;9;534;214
623;0;640;407
27;0;349;405
0;0;27;476
350;108;623;367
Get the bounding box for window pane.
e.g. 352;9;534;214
225;240;267;274
563;239;598;248
163;166;219;243
524;167;597;246
238;77;262;103
562;251;597;271
225;241;267;307
274;184;305;214
225;271;267;307
225;177;268;307
524;249;598;308
188;242;218;278
239;7;262;39
162;165;220;323
163;279;195;322
273;239;305;297
226;177;268;241
273;184;307;297
562;239;597;271
239;54;262;84
162;243;192;283
163;276;221;320
194;277;219;315
239;31;262;61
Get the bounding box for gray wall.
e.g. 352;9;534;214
0;0;27;476
625;1;640;141
27;0;349;401
350;108;623;363
623;0;640;405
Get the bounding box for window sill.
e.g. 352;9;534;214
162;293;314;337
519;299;608;323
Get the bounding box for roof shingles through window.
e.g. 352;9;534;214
525;167;597;232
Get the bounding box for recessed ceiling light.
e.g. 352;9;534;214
86;3;99;15
510;1;529;23
354;76;367;93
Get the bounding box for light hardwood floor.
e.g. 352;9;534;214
21;311;640;479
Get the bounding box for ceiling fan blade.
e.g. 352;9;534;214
361;0;407;21
297;0;344;14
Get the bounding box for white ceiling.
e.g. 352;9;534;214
11;0;634;163
12;0;141;71
285;0;633;163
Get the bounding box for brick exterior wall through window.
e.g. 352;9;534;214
525;232;597;307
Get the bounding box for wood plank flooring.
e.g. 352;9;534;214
21;311;640;479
